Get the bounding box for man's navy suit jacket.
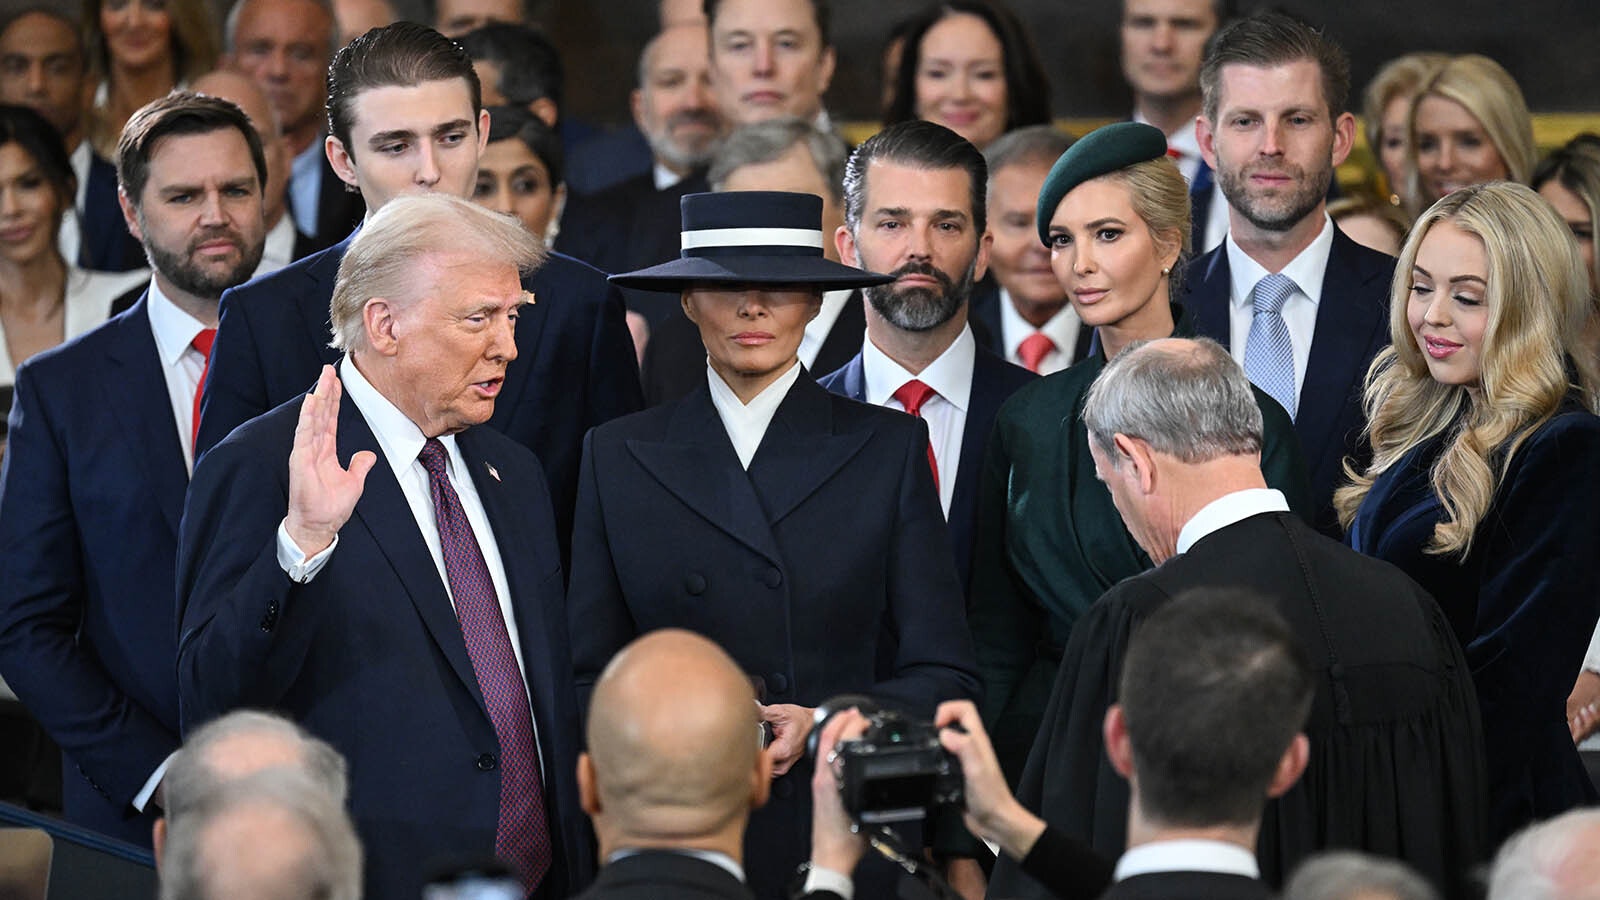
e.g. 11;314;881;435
195;229;644;558
1181;226;1393;531
0;296;181;845
816;341;1036;591
177;390;593;899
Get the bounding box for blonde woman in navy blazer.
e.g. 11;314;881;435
566;191;981;900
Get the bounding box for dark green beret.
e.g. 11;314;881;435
1036;121;1170;244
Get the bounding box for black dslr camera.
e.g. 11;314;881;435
808;695;964;825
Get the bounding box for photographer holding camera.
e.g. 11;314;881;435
807;590;1315;900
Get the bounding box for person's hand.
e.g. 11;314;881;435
935;700;1046;862
759;703;816;777
1568;670;1600;743
285;365;375;556
810;707;871;877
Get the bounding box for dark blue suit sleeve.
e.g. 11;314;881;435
0;369;178;807
175;418;325;729
195;286;270;458
566;429;638;716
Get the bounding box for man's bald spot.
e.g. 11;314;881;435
587;630;760;837
192;69;281;136
199;729;309;784
198;800;323;900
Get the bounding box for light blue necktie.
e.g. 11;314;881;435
1244;273;1299;420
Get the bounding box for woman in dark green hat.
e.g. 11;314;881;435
966;122;1313;782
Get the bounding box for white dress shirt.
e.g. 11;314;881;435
57;140;94;266
145;279;215;472
861;326;975;517
998;287;1081;375
798;289;852;371
1225;216;1335;404
255;214;298;278
289;137;325;239
1176;488;1291;555
1113;839;1261;881
706;360;804;469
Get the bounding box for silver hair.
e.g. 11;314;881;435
708;117;848;203
1284;851;1439;900
329;193;545;352
223;0;339;58
160;769;362;900
1488;808;1600;900
1083;337;1264;464
982;124;1073;188
165;710;348;822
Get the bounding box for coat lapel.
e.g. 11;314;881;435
1298;228;1388;458
337;393;488;718
626;386;785;565
103;297;190;537
299;237;351;366
747;375;871;525
1186;246;1234;347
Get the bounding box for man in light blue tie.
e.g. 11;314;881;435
1180;11;1395;534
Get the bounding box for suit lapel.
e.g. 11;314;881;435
1298;229;1388;456
747;375;871;525
814;290;865;376
833;353;867;401
299;241;348;367
103;297;190;537
338;395;487;717
1186;247;1235;347
626;387;785;564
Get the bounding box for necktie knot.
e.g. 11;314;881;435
1253;273;1297;315
1017;332;1057;373
892;379;937;417
418;438;450;481
191;328;217;357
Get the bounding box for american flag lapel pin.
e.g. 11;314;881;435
486;461;501;482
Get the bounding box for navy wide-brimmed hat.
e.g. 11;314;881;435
607;191;895;293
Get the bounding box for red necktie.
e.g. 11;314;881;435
1017;332;1057;374
190;328;217;450
892;379;940;492
417;439;552;893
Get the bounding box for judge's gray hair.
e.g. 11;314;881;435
1083;337;1263;465
165;710;347;822
329;193;544;352
1285;851;1438;900
1488;808;1600;900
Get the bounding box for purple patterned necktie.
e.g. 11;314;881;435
418;439;551;893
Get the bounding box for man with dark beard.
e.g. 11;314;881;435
819;120;1034;595
1184;12;1394;532
0;92;267;846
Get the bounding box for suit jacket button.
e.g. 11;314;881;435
769;673;789;693
763;567;782;588
476;753;498;771
684;573;707;595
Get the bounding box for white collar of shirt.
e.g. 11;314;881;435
257;214;297;276
606;849;744;883
1135;110;1201;183
1114;839;1260;881
861;324;975;413
798;288;852;370
337;355;458;482
146;277;210;367
653;162;685;191
1225;214;1333;310
1175;488;1290;555
706;360;804;469
998;287;1081;373
70;139;92;210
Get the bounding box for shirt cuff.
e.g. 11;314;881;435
132;752;177;813
803;866;854;900
276;520;337;583
1586;621;1600;673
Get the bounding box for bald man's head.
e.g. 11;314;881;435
581;630;770;853
193;69;289;225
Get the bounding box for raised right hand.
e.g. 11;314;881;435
285;365;376;556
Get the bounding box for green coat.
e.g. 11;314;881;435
968;310;1314;779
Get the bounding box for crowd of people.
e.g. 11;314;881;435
0;0;1597;898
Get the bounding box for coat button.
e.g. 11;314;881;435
475;753;498;771
763;567;782;588
769;673;789;694
684;573;707;595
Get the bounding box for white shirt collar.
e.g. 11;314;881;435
145;277;211;367
1114;839;1260;881
1134;110;1201;182
1225;214;1334;310
998;287;1081;363
338;354;461;480
798;288;852;371
257;214;298;276
861;324;975;413
653;162;685;192
70;140;92;210
705;360;804;469
1175;488;1290;555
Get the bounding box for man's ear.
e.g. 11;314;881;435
815;45;837;97
750;745;773;811
364;298;399;355
325;134;359;191
1330;111;1357;168
1102;704;1135;780
152;817;167;871
1266;733;1310;799
577;752;601;817
629;88;646;132
972;228;994;283
117;187;143;243
476;107;493;155
1111;433;1158;495
1196;115;1217;170
834;224;858;268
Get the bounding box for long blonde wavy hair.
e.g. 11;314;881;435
1335;182;1600;557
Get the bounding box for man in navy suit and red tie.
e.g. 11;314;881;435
177;193;591;899
0;92;267;846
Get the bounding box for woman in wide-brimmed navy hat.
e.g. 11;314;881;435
566;190;982;900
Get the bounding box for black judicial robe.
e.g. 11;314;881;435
988;512;1488;899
